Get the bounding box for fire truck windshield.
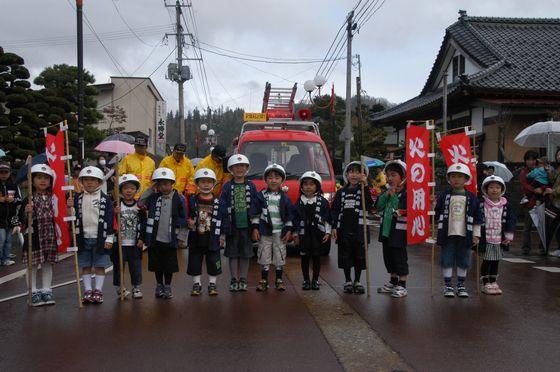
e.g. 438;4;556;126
241;140;331;180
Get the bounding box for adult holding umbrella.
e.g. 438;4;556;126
117;137;155;198
543;149;560;256
159;143;196;196
95;155;115;197
195;145;230;196
519;150;546;255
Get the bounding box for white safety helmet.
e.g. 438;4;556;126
227;154;250;172
79;166;104;180
300;171;322;192
263;163;286;181
31;164;54;178
343;161;369;183
482;175;506;195
194;168;217;183
446;163;471;180
118;174;140;190
384;160;407;177
152;167;176;183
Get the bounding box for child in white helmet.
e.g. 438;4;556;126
218;154;258;292
479;175;515;295
187;168;222;296
140;167;188;299
435;163;483;298
332;161;373;294
112;174;145;299
19;164;57;306
68;166;114;304
293;171;331;290
251;164;294;292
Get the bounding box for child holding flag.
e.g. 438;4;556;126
375;160;409;298
19;164;58;306
435;163;483;298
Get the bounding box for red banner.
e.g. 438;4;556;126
406;125;431;244
46;131;70;253
439;132;477;194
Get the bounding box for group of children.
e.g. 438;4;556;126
6;150;516;306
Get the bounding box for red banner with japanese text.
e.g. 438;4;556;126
406;125;431;244
46;131;70;253
439;132;477;194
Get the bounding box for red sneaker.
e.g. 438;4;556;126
92;289;104;304
82;290;94;304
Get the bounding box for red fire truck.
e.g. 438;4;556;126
237;83;336;204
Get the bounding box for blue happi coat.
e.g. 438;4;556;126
332;185;374;244
218;180;258;236
293;194;332;237
251;189;294;236
435;188;484;247
74;191;114;255
187;194;221;252
140;190;187;249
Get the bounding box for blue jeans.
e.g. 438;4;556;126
441;236;471;269
0;228;13;262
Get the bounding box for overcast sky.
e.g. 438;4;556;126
1;0;558;113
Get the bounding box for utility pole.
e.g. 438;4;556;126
76;0;84;163
356;54;363;156
341;11;355;165
165;0;198;145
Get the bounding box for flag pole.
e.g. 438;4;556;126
114;158;125;300
473;131;481;295
25;155;33;306
428;120;437;297
360;158;371;297
62;121;83;308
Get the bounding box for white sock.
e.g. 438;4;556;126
82;274;92;291
193;275;201;284
95;274;105;291
209;275;217;284
442;267;453;278
41;262;53;291
457;267;467;278
27;266;38;292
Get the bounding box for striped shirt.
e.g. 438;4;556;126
267;192;283;233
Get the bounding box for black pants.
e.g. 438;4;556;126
111;245;142;286
187;244;222;276
301;254;321;281
337;234;366;270
481;260;499;283
382;242;409;276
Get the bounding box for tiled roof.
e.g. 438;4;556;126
372;12;560;123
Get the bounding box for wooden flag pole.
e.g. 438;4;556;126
62;122;83;308
114;159;125;300
429;120;436;297
473;133;481;295
360;160;371;297
25;155;33;306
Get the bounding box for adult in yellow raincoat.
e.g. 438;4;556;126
118;136;155;198
159;143;196;196
194;145;230;196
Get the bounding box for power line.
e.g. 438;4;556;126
111;0;157;47
358;0;387;29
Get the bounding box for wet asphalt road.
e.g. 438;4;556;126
1;230;559;371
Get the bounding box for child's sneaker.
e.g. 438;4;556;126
492;282;503;295
116;288;130;298
92;289;104;304
82;290;94;304
353;282;365;295
519;196;529;205
30;291;44;307
229;278;239;292
391;286;408;298
256;279;268;292
456;284;469;298
191;283;202;296
208;283;218;296
302;280;311;290
238;278;248;292
343;282;354;293
155;284;165;298
2;259;15;266
41;290;55;305
275;279;286;291
132;287;143;299
163;285;173;299
482;283;494;295
443;285;455;297
377;282;396;294
311;280;320;291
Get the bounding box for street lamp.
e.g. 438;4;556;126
200;123;208;132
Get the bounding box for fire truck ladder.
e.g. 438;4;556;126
261;82;297;116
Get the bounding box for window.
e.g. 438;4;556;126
452;55;465;81
241;140;332;180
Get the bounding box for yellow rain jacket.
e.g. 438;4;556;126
194;154;230;196
118;152;156;198
159;155;196;195
371;171;387;194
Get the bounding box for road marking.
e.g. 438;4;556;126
0;265;113;303
0;253;73;285
533;266;560;273
502;258;535;263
